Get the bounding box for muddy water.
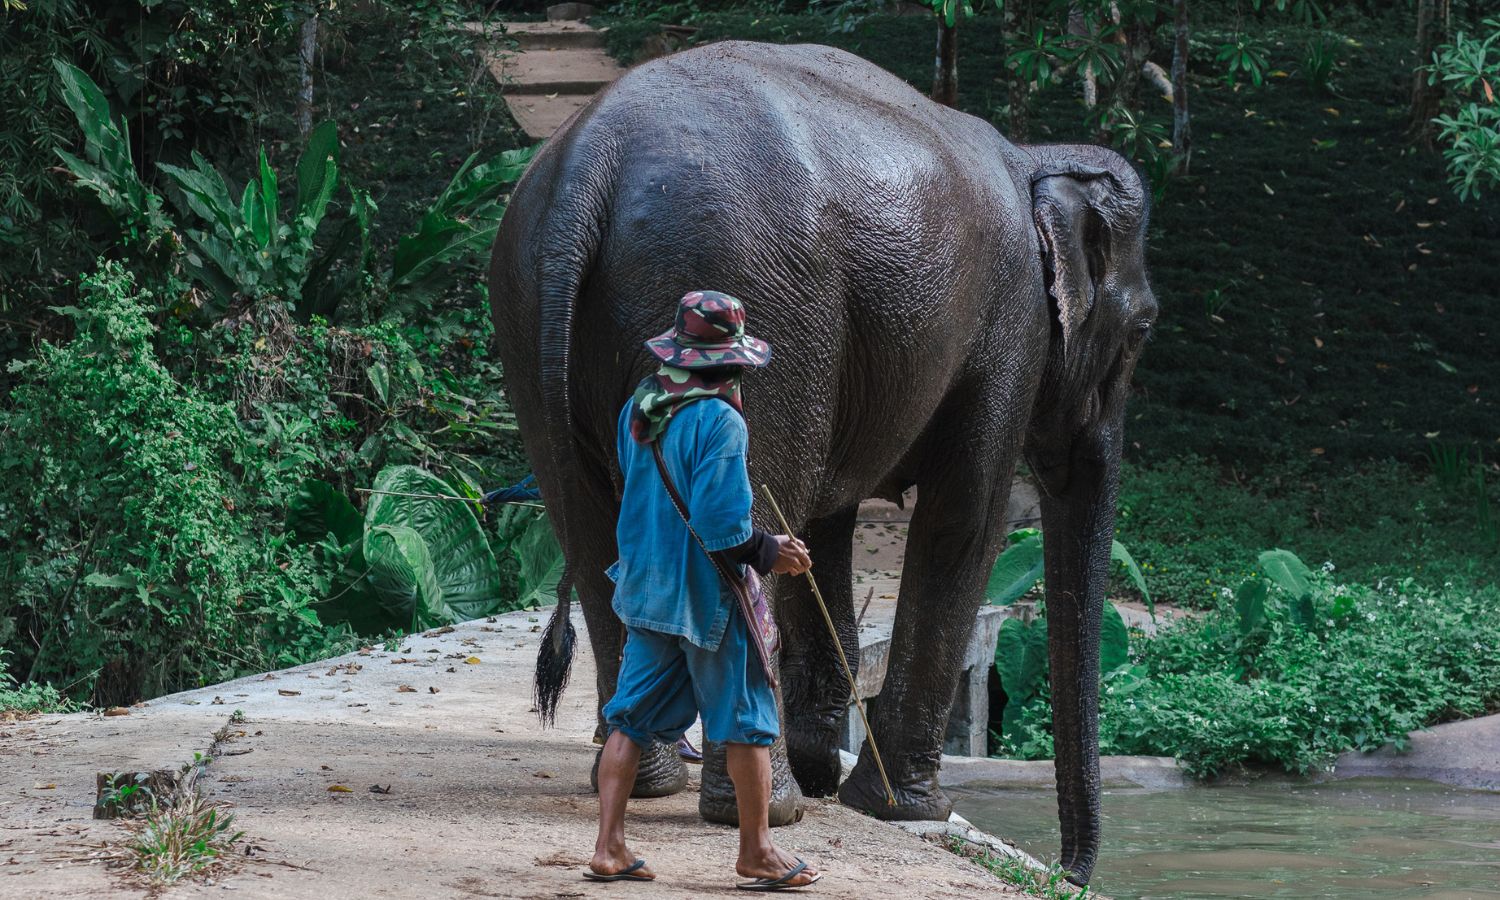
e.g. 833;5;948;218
950;779;1500;899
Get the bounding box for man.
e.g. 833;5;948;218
586;290;821;891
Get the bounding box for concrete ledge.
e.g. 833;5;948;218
1331;713;1500;792
892;812;1049;873
938;754;1189;791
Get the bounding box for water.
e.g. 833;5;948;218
950;779;1500;899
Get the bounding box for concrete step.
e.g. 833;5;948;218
505;93;594;142
489;47;623;95
505;20;606;49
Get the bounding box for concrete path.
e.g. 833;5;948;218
0;609;1026;898
480;19;623;141
1332;713;1500;792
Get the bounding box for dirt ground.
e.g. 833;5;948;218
0;609;1022;899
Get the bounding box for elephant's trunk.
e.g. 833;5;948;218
1038;417;1123;886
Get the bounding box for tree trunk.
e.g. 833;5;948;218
1409;0;1451;141
1068;4;1097;108
296;11;320;140
932;15;958;107
1171;0;1191;174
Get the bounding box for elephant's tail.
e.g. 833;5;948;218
531;134;617;726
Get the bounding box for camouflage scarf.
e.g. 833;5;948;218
629;365;743;444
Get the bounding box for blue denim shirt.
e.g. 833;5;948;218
606;398;752;651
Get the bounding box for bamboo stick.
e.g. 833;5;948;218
758;484;897;807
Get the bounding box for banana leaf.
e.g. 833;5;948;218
360;465;502;630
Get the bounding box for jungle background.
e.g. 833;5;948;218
1;0;1497;779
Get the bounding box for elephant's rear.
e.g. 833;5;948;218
488;38;1024;720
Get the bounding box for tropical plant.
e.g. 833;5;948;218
985;527;1152;613
287;466;560;634
50;59;172;253
1302;35;1337;92
1429;18;1500;200
0;262;351;704
50;62;538;322
993;602;1131;746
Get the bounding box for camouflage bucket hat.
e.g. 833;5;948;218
645;290;772;370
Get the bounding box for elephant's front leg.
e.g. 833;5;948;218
839;464;1014;820
778;505;860;796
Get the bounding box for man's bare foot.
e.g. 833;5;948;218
589;846;656;880
736;843;818;887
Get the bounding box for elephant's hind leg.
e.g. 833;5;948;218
564;458;688;800
779;505;861;797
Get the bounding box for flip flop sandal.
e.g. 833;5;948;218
582;859;653;882
737;858;821;891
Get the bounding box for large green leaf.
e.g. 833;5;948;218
296;120;340;214
985;529;1044;606
365;523;447;630
1101;602;1130;673
360;465;502;630
1259;548;1312;599
51;61;167;235
1235;578;1268;636
389;145;539;292
512;511;564;610
1111;539;1153;616
995;616;1049;739
286;479;362;546
159;152;240;238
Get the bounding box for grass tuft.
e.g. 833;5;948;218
944;836;1093;899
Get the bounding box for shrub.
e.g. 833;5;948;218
999;552;1500;777
0;262;353;704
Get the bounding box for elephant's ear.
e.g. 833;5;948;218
1033;173;1109;357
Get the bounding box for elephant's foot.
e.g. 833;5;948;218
589;740;688;799
836;749;952;822
785;717;841;797
698;738;804;827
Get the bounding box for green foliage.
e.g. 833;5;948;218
985;528;1043;606
512;512;566;609
0;648;72;716
1301;35;1338;92
1215;35;1272;87
985;527;1151;609
944;837;1093;899
1001;550;1500;777
50;60;171;251
0;262;353;703
995;615;1049;740
289;467;555;635
1430;18;1500;201
49;63;538;323
362;465;502;630
1114;457;1498;609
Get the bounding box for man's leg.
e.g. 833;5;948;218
591;730;655;879
726;743;818;885
590;626;695;879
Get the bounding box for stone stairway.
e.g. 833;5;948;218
482;18;624;141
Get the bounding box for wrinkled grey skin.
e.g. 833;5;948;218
488;41;1156;885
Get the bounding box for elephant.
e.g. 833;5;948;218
487;40;1157;886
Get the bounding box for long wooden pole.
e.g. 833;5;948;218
758;484;896;807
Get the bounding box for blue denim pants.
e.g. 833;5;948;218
602;603;779;748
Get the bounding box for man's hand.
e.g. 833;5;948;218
771;535;812;576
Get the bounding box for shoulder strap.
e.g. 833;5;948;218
651;441;779;688
651;443;738;583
